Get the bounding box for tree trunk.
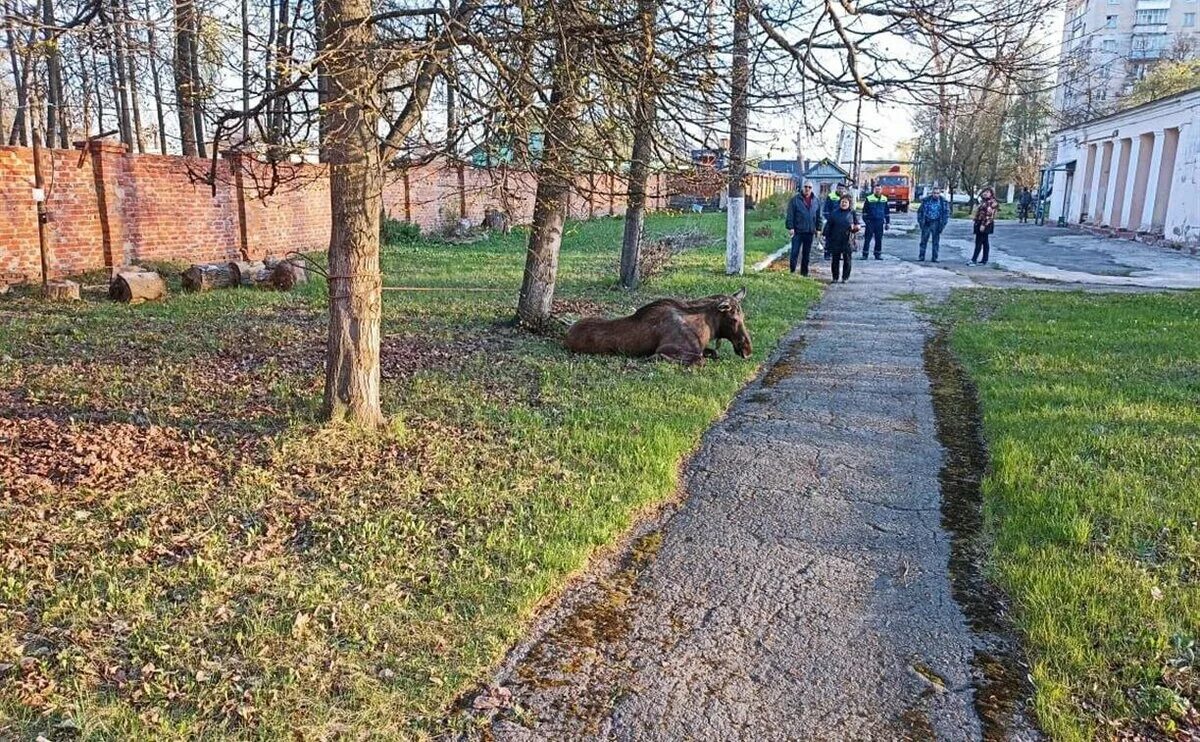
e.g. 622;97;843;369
173;0;198;156
725;0;749;275
240;0;249;143
106;0;134;149
619;0;658;290
110;271;167;303
42;0;68;148
145;0;168;153
181;262;235;291
120;0;145;153
45;280;81;301
516;41;582;329
5;3;29;146
228;259;267;286
321;0;384;427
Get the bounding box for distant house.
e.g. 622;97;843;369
802;159;852;196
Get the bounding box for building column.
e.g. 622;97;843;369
1139;130;1166;231
1106;138;1132;228
1092;140;1114;225
1125;132;1153;231
1162;123;1192;239
1085;143;1104;223
1071;142;1095;223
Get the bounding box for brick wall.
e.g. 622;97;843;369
0;142;776;284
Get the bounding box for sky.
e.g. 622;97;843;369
748;7;1067;163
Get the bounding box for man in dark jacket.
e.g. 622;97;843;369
917;186;950;262
861;184;889;260
786;181;823;276
1018;187;1034;223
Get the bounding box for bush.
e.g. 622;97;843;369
382;217;421;245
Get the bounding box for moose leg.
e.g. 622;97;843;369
652;344;705;366
703;339;721;359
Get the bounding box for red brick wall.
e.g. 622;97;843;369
0;145;686;284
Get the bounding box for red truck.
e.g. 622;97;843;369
872;165;912;212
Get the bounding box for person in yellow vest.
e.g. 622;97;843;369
861;184;890;260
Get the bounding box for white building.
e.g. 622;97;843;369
1047;87;1199;244
1056;0;1198;119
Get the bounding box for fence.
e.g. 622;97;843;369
0;141;791;283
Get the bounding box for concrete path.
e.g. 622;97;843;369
474;256;1034;741
901;219;1200;289
465;221;1197;740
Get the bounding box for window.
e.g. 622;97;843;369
1101;38;1119;52
1135;8;1168;24
1131;33;1168;58
1186;12;1197;25
1106;14;1118;26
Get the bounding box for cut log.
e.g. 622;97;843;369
228;260;267;287
45;280;81;302
181;263;236;292
109;271;167;304
262;257;308;291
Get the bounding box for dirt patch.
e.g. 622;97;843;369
924;331;1043;741
551;297;610;318
761;336;808;387
0;415;227;499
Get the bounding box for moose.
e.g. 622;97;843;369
564;288;752;365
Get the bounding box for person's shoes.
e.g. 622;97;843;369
969;260;977;265
981;260;988;264
874;255;882;260
918;256;925;261
931;258;939;263
841;278;849;283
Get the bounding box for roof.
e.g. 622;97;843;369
1052;85;1200;134
802;158;850;179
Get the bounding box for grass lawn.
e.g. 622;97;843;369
0;210;817;739
945;290;1200;740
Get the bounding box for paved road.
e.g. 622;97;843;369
465;223;1197;740
887;216;1200;288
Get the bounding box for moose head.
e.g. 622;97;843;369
715;287;752;359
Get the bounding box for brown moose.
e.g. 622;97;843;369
564;288;752;365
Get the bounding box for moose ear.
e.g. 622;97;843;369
717;299;733;313
732;287;747;301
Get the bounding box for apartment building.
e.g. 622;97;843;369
1055;0;1198;118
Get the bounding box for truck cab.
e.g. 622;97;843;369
875;172;911;213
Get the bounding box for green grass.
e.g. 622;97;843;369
945;290;1200;740
0;212;819;739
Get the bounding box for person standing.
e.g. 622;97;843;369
823;183;847;259
917;186;950;262
861;184;889;260
1018;186;1033;223
971;187;1000;264
823;194;859;283
786;181;822;276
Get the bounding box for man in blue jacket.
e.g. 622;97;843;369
917;186;950;262
785;181;823;276
861;184;889;260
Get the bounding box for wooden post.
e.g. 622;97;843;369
32;131;50;290
402;168;411;222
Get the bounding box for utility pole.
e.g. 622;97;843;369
726;0;749;275
852;95;863;196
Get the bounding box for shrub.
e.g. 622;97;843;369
382;217;421;245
